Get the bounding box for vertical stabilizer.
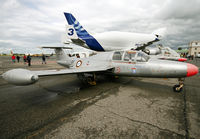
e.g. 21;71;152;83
41;46;73;67
64;12;104;51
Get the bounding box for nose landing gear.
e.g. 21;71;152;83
173;78;185;92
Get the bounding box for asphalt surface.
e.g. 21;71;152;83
0;56;199;139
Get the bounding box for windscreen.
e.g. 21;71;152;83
112;51;124;60
136;52;150;62
124;52;136;61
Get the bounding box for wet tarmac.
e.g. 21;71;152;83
0;56;200;139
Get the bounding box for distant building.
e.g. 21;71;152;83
189;41;200;56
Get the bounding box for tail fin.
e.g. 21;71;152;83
41;46;73;67
64;13;91;39
64;13;104;51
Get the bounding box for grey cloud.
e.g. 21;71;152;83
0;0;200;54
156;0;200;20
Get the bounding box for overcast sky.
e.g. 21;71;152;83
0;0;200;54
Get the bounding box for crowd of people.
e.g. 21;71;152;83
180;52;200;61
11;54;47;66
180;53;196;60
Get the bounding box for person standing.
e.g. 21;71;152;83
23;55;27;64
11;55;16;63
16;55;20;63
42;54;46;64
27;54;31;66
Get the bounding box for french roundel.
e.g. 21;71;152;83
76;60;82;67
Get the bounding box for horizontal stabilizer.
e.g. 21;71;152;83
40;46;72;49
71;38;86;46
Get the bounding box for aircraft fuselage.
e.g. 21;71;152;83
59;50;197;78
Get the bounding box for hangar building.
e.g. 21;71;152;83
189;41;200;56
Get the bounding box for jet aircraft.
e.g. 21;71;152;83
144;45;187;62
64;13;162;51
2;47;198;92
63;13;186;62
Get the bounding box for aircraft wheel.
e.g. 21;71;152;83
86;76;96;86
173;85;183;92
77;73;96;86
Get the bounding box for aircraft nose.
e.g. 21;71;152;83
178;58;187;62
187;63;199;77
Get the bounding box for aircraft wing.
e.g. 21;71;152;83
135;39;159;51
2;66;114;85
121;38;160;51
32;66;113;77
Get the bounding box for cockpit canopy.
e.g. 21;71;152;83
112;50;150;62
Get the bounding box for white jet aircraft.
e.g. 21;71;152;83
64;13;186;62
144;45;187;62
64;13;162;51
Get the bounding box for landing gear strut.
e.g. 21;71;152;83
173;78;185;92
77;73;96;86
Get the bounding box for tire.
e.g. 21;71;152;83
173;85;183;92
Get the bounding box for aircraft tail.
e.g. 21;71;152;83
41;46;73;67
64;13;104;51
64;13;91;39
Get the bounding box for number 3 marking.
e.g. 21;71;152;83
68;28;74;36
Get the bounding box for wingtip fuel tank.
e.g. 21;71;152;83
2;69;38;85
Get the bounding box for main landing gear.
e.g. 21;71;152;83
173;78;185;92
77;73;97;86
